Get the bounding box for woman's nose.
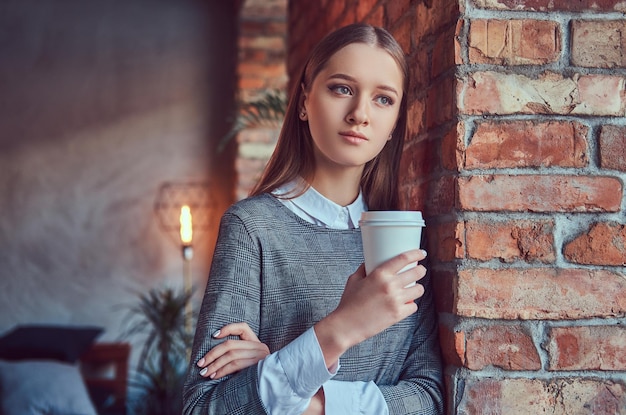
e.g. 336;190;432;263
346;97;369;125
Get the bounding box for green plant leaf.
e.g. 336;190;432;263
120;286;196;415
218;89;287;152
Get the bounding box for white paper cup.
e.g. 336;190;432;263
359;211;425;277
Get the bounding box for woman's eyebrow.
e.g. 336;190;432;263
327;73;400;97
378;84;400;97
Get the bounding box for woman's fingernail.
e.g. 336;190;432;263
209;372;216;379
421;249;428;257
197;358;205;367
212;329;221;338
199;367;208;376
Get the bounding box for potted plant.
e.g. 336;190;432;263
218;89;287;151
121;287;195;415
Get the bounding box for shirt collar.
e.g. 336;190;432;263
274;180;367;229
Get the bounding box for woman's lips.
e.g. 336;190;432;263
339;131;368;144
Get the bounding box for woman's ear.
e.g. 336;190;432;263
299;108;308;121
299;83;308;121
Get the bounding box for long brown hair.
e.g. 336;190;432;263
250;23;408;211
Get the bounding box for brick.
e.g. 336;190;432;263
455;19;464;65
238;62;286;79
458;175;622;213
457;268;626;319
239;48;269;62
548;325;626;371
438;322;466;367
356;0;379;21
564;221;626;266
338;9;358;29
469;19;561;65
385;0;410;25
390;15;412;54
458;71;626;116
466;120;589;169
465;325;541;370
458;378;626;415
234;157;266;175
427;75;455;128
263;21;288;36
288;11;317;51
429;221;465;262
406;98;426;139
238;142;275;160
432;24;457;78
572;20;626;68
364;5;384;27
410;47;431;93
239;20;287;38
400;179;428;212
469;19;507;63
399;139;437;184
238;76;266;91
237;128;280;144
431;269;457;314
599;125;626;172
577;74;626;115
414;0;459;43
465;219;555;263
409;176;436;214
459;71;569;115
239;35;286;52
435;0;461;30
236;171;262;196
426;174;456;215
241;1;287;19
471;0;626;12
327;0;346;26
441;123;464;172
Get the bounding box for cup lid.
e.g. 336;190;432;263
360;210;424;222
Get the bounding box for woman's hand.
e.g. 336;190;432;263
197;322;269;380
302;389;325;415
315;249;427;367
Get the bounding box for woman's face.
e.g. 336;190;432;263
301;42;404;175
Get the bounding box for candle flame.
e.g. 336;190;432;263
180;205;193;245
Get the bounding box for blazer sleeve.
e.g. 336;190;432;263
182;211;267;415
378;269;445;415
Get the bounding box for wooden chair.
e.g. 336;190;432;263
80;343;131;415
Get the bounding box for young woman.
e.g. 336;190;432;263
183;23;444;415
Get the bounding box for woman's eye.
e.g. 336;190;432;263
331;85;352;95
376;96;394;106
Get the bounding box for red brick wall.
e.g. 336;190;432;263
452;1;626;412
284;0;626;413
236;0;287;200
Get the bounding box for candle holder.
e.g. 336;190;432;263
181;244;193;342
153;182;215;248
153;182;215;346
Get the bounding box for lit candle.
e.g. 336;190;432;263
180;205;193;245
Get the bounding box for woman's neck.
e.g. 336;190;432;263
309;168;362;207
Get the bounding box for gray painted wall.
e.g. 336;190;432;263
0;0;237;352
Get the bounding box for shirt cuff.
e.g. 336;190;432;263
277;326;335;395
323;380;390;415
258;327;335;413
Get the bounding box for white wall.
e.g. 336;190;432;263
0;0;237;350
